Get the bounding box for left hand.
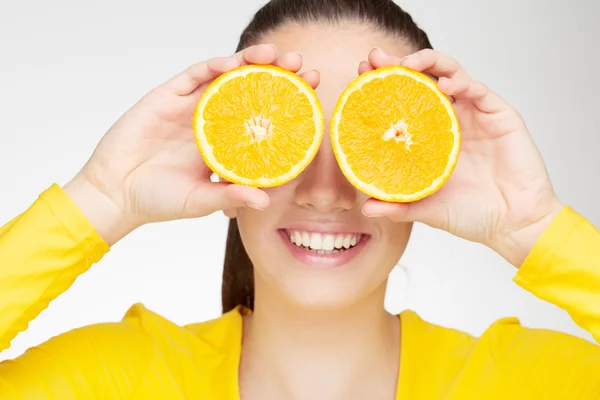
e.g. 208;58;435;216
359;48;564;267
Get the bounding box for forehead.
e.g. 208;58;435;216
259;23;412;109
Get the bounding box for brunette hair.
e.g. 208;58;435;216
222;0;432;313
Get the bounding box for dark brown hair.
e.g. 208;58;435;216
222;0;433;314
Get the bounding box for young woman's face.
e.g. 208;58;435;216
231;24;414;309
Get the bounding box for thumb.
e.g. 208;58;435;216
361;197;445;228
184;182;270;218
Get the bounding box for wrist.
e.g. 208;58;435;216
63;175;136;246
495;198;565;268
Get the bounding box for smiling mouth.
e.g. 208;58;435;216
283;229;367;255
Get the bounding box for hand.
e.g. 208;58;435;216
64;44;321;246
360;48;564;267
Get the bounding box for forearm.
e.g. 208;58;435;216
0;184;109;351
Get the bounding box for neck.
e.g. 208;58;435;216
240;282;400;400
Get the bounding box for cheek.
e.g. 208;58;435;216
381;221;413;262
262;184;292;202
235;208;270;266
390;220;413;239
234;190;289;261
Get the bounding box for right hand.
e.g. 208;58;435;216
64;44;320;246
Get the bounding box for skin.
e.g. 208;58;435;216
63;20;565;400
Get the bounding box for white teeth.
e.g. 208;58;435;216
322;234;335;251
310;233;323;250
334;235;343;249
342;235;351;249
302;231;311;247
287;230;362;252
293;231;302;245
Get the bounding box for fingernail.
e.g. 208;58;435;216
362;209;382;218
402;53;419;60
295;51;303;58
268;44;278;52
246;202;264;210
370;47;383;54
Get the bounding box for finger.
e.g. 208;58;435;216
358;60;374;75
359;48;468;81
217;184;271;211
438;76;509;114
235;43;279;65
185;182;271;217
367;47;405;69
165;56;241;96
358;58;452;103
299;69;321;89
362;198;416;221
273;51;304;72
167;44;279;96
399;48;470;79
361;197;440;227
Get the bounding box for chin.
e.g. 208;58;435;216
279;275;380;311
251;235;395;312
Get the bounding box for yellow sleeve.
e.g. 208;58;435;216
484;206;600;398
0;184;109;350
514;206;600;342
0;184;154;398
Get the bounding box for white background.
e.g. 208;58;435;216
0;0;599;361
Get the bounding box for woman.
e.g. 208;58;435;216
1;0;599;398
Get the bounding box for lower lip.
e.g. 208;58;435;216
278;230;370;268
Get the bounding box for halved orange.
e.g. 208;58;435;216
193;64;324;187
331;66;461;202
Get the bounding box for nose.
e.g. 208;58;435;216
294;137;357;213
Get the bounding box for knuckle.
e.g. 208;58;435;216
474;80;489;92
419;48;435;57
447;57;462;70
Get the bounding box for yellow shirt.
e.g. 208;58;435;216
0;184;599;399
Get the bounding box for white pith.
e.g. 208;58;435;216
382;120;414;150
245;115;274;141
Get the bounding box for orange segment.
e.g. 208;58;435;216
331;66;460;202
194;64;324;187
